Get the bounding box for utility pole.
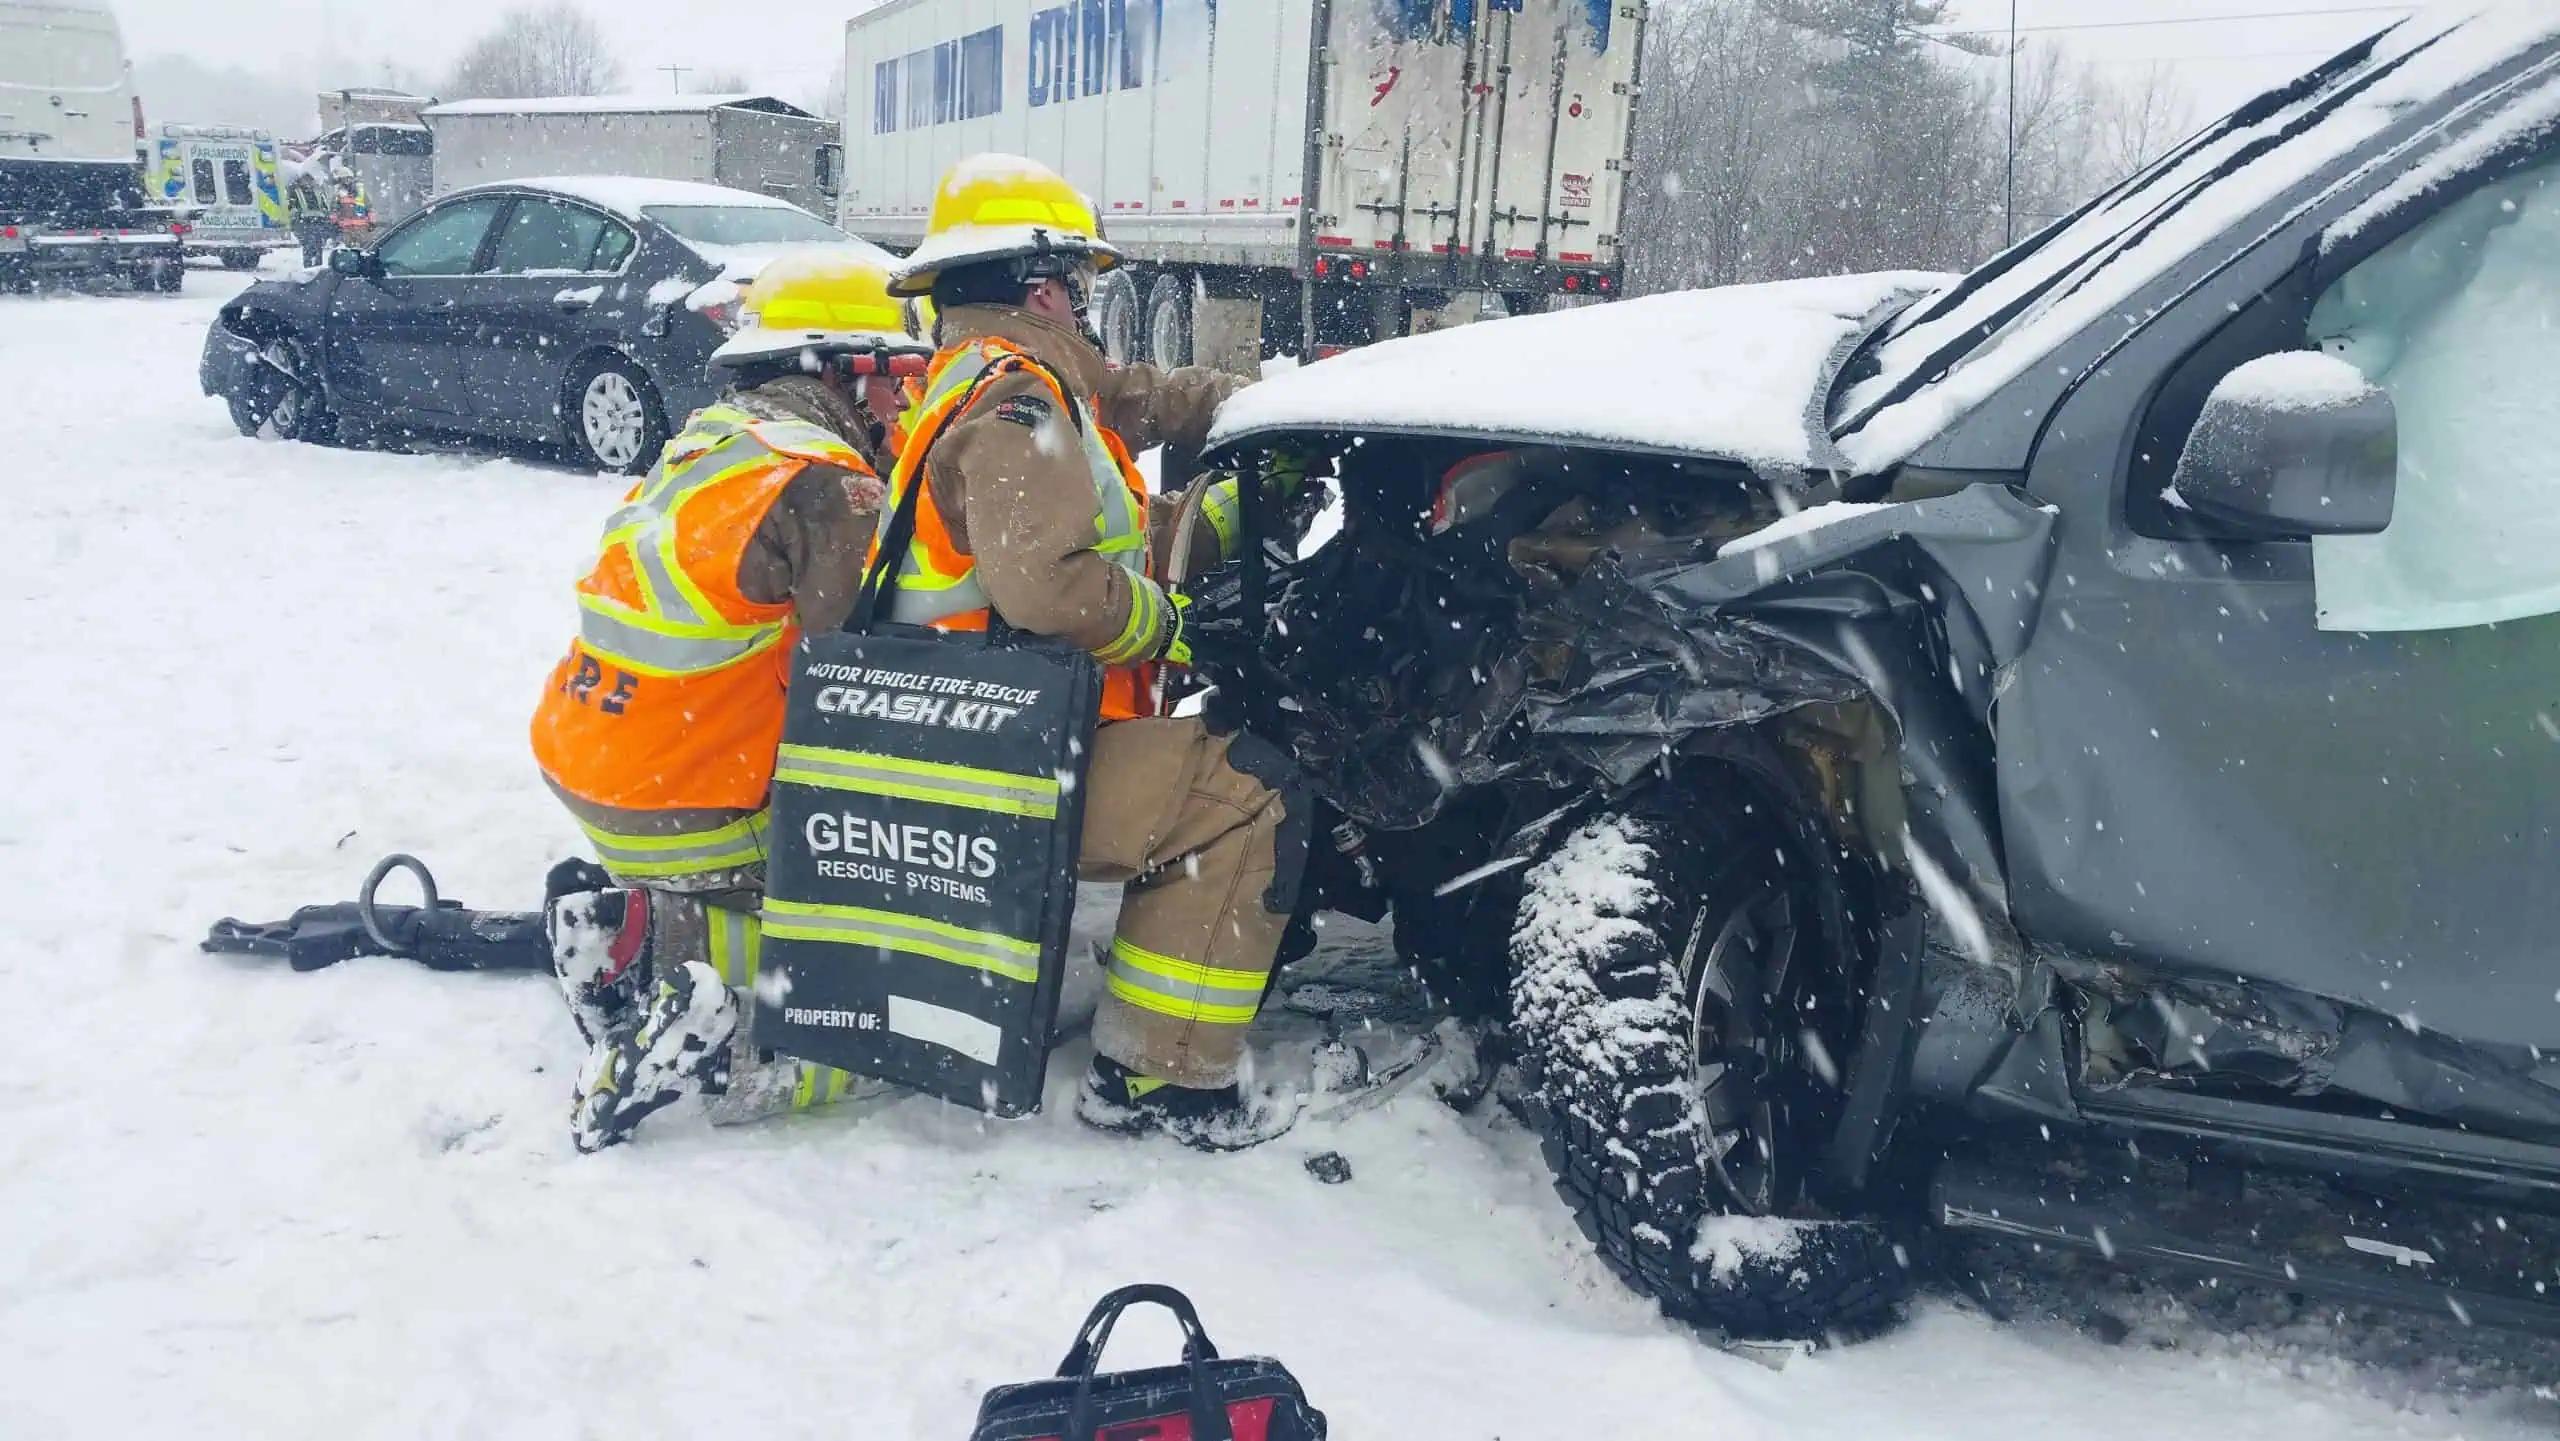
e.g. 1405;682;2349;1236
661;64;691;94
2003;0;2019;246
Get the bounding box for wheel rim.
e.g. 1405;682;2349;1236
1684;880;1801;1216
262;338;310;436
582;371;645;469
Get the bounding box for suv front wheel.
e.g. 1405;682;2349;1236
1509;802;1909;1338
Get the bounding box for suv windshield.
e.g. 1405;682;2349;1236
642;205;844;246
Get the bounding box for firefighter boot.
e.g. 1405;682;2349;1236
1076;1055;1298;1152
571;961;739;1153
545;884;656;1045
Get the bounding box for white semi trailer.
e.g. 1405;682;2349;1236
840;0;1645;369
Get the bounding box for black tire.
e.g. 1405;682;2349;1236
563;355;668;476
225;334;336;443
1094;267;1144;365
1144;271;1193;370
1509;803;1909;1339
220;250;262;272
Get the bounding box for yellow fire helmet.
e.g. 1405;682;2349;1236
887;152;1122;298
708;245;931;377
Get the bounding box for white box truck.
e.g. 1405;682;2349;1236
421;95;845;216
840;0;1645;369
0;0;186;293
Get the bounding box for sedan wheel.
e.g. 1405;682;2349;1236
568;358;667;475
228;335;333;443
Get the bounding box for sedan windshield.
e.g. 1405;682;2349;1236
641;205;845;246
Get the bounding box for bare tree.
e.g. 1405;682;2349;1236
2091;64;2198;184
442;3;622;100
1622;0;2200;296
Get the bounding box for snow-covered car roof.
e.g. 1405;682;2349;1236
421;94;814;118
1209;272;1945;473
444;175;810;220
1831;0;2560;471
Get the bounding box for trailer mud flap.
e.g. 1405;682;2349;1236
758;627;1100;1117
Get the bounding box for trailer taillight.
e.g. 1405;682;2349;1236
1562;274;1582;293
2;226;16;239
1594;274;1615;294
169;220;190;236
1348;260;1369;280
1313;257;1330;278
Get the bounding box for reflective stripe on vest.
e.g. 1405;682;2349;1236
576;810;773;880
576;406;840;678
874;344;1150;630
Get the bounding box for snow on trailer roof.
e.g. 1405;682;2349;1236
421;94;815;118
1831;0;2560;472
1209;272;1946;473
447;175;813;219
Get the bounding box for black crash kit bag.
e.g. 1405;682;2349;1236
972;1285;1326;1441
757;362;1099;1117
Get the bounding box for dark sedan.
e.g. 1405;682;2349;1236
201;176;885;473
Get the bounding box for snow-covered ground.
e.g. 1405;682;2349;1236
2;266;2550;1439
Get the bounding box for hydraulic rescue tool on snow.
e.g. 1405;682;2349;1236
201;853;562;973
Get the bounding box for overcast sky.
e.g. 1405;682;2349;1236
107;0;2423;119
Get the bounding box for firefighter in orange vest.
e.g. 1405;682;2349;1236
878;154;1308;1149
530;249;931;1151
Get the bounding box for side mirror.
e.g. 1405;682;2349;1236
328;246;381;279
816;142;843;197
2169;351;2396;538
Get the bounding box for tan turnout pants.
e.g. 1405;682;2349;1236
1079;717;1293;1089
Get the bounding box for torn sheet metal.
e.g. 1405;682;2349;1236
2081;969;2560;1142
1264;485;2056;839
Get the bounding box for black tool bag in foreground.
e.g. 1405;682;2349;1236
758;362;1100;1116
971;1285;1327;1441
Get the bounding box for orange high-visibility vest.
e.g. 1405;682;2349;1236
869;338;1160;721
533;403;874;811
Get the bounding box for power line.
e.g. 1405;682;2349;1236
1925;4;2416;40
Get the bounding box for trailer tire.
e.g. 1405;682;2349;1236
1094;268;1144;365
1145;271;1193;371
1510;803;1909;1340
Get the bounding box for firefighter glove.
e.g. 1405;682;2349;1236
1155;570;1255;674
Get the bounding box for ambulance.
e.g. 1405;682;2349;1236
145;124;289;269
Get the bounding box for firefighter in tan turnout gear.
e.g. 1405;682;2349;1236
879;153;1306;1147
530;249;932;1151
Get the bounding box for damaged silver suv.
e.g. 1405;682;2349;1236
1197;2;2560;1340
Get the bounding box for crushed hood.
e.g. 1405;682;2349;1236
1208;271;1948;474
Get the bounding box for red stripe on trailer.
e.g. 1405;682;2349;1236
1243;199;1260;207
1282;196;1301;206
1171;200;1188;209
1219;199;1236;208
1559;252;1594;263
1315;236;1353;248
1431;243;1452;254
1505;248;1537;259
